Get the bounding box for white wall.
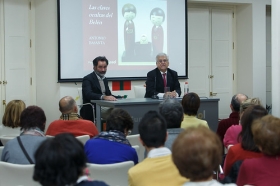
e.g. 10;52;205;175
34;0;271;127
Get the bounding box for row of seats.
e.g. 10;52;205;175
0;160;135;186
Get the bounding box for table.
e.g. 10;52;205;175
91;98;219;134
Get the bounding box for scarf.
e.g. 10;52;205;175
60;113;81;120
20;127;45;136
94;130;131;146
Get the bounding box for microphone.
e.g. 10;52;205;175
151;76;159;99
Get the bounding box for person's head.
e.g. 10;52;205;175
33;133;87;186
2;100;26;128
239;105;268;152
230;93;248;112
138;111;167;148
159;99;183;128
92;56;109;77
156;53;169;72
239;98;261;119
20;106;46;132
150;8;165;26
106;108;133;135
59;96;78;114
182;92;200;116
252;115;280;156
172;126;222;181
122;3;136;21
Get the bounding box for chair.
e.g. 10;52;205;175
0;161;39;186
0;135;18;146
131;145;140;160
133;86;146;98
87;161;134;186
127;134;145;162
0;146;4;158
76;135;90;145
77;87;96;123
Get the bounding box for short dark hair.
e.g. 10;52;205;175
106;108;133;133
181;92;200;116
231;95;240;112
239;105;268;152
138;111;167;148
172;126;222;181
20;106;46;131
159;99;183;128
122;3;136;16
252;115;280;156
33;133;87;186
92;56;108;67
150;8;165;22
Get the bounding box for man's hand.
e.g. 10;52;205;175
170;91;177;98
103;95;117;101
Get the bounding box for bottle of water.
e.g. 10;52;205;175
184;81;189;95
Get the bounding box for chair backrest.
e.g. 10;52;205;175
0;135;18;146
0;161;39;186
0;146;4;158
131;145;140;159
127;134;145;162
76;135;90;145
133;86;146;98
87;161;134;186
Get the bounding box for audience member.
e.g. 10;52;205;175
33;133;109;186
128;111;188;186
181;92;209;129
172;126;236;186
216;94;247;143
158;98;184;150
81;56;117;122
1;100;26;135
85;108;138;164
1;106;46;164
222;105;267;177
46;96;98;138
145;53;181;98
237;115;280;185
223;98;261;149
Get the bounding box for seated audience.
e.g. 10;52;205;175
158;98;184;150
222;105;267;178
181;92;209;129
128;111;188;186
237;115;280;185
223;98;261;149
216;94;247;144
172;126;236;186
46;96;98;138
1;106;46;164
85;108;138;164
1;100;26;136
33;133;109;186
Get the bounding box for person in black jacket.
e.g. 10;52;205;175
33;133;109;186
145;53;181;98
81;56;116;122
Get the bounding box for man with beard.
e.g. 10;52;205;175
81;56;117;122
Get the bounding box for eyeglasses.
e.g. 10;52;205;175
157;59;168;63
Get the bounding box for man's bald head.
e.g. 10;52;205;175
59;96;77;114
231;93;248;112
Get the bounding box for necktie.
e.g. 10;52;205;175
163;73;167;88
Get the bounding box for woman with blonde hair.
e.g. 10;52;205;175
1;100;26;135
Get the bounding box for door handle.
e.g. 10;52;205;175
210;92;217;96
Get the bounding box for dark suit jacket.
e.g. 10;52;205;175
145;68;181;98
80;72;112;121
